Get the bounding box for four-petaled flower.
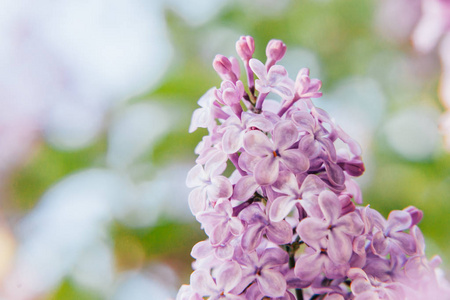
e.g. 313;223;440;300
242;120;309;185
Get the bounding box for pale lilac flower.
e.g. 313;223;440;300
277;69;322;116
190;261;245;299
189;88;229;133
191;239;235;261
403;226;442;281
214;80;245;117
239;203;292;252
371;210;416;257
297;191;364;264
294;68;323;100
242;120;309;185
250;58;294;110
235;247;289;298
268;171;303;222
348;268;405;300
231;174;260;202
294;242;349;282
186;153;232;215
176;285;203;300
250;58;292;96
244;283;296;300
269;171;327;223
196;198;244;246
219;111;272;154
292;110;336;161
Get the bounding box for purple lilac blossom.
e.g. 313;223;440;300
177;36;450;299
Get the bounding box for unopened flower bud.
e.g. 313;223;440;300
213;54;238;82
236;36;255;62
266;39;286;68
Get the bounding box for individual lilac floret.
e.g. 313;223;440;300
250;58;294;111
294;241;349;282
269;171;326;223
190;261;245;299
242;120;309;185
371;210;416;257
239;203;292;252
235;247;289;298
189;88;229;133
348;268;405;300
297;190;364;264
219;111;273;154
176;285;202;300
186;153;232;215
278;69;322;116
196;198;244;246
214;80;245;117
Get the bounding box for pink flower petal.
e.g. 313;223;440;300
191;240;213;259
297;217;328;246
318;191;341;224
186;164;206;188
328;229;353;264
371;230;389;256
324;161;345;186
191;269;217;295
228;217;244;236
215;243;234;260
294;250;323;282
232;175;259;201
216;261;242;293
266;220;292;245
188;187;207;215
222;127;243;154
273;121;299;150
280;149;309;173
210;221;229;245
335;212;364;236
208;176;233;199
257;269;287;298
271;170;299;196
238;151;260;173
269;195;300;222
241;224;265;252
260;247;289;268
243;130;274;157
249;58;268;81
254;156;279;186
390;231;416;255
386;210;412;232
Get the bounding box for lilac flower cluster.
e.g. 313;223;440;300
177;36;450;300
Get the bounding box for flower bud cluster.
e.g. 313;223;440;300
178;36;450;300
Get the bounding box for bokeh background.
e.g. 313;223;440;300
0;0;449;299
